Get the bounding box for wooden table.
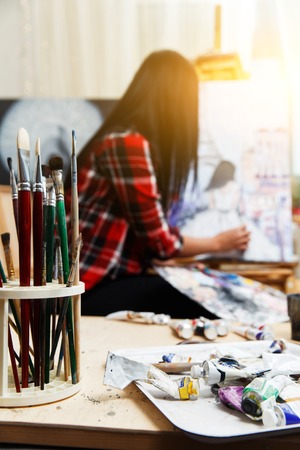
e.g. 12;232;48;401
0;317;299;450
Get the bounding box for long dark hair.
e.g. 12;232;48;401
77;50;199;210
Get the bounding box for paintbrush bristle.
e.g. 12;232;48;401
48;156;64;171
1;232;10;245
72;130;76;156
7;157;13;171
35;138;40;156
42;164;51;178
17;127;30;150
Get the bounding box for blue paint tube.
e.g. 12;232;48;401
263;402;300;427
233;325;274;341
263;381;300;426
267;339;287;353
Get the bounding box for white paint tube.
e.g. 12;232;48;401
169;319;194;340
105;310;171;324
233;325;274;341
103;352;200;400
148;367;200;400
191;359;255;385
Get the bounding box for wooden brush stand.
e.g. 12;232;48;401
0;281;84;407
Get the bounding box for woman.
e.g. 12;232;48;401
67;50;250;317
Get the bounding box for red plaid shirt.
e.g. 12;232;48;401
68;131;183;291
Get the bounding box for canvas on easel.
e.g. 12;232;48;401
169;78;293;263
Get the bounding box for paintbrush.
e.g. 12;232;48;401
17;126;31;388
49;155;77;384
8;322;21;393
71;130;81;381
42;163;56;385
7;157;19;238
32;138;44;386
33;138;44;286
66;234;82;288
1;232;15;281
43;164;56;282
53;236;68;380
153;361;202;374
48;156;70;282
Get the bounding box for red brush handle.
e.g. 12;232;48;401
18;190;31;286
21;298;30;388
18;189;31;388
33;191;43;286
33;190;43;386
8;324;21;393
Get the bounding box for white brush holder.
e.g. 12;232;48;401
0;281;84;407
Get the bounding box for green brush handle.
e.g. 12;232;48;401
55;200;70;282
55;198;77;383
45;205;55;282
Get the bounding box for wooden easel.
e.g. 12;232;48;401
193;4;249;81
190;4;298;293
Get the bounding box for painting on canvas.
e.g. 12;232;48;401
168;79;293;262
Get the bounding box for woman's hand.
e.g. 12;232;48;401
214;225;250;252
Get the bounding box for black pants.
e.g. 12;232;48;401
81;274;219;319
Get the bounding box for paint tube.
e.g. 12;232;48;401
106;310;171;324
241;374;293;420
262;382;300;426
191;359;255;385
243;321;273;332
147;365;200;400
103;351;200;400
192;319;218;341
233;325;274;341
162;353;191;363
262;403;300;427
267;339;287;354
169;319;194;340
199;316;230;336
218;385;245;413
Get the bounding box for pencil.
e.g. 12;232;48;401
17;126;31;388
